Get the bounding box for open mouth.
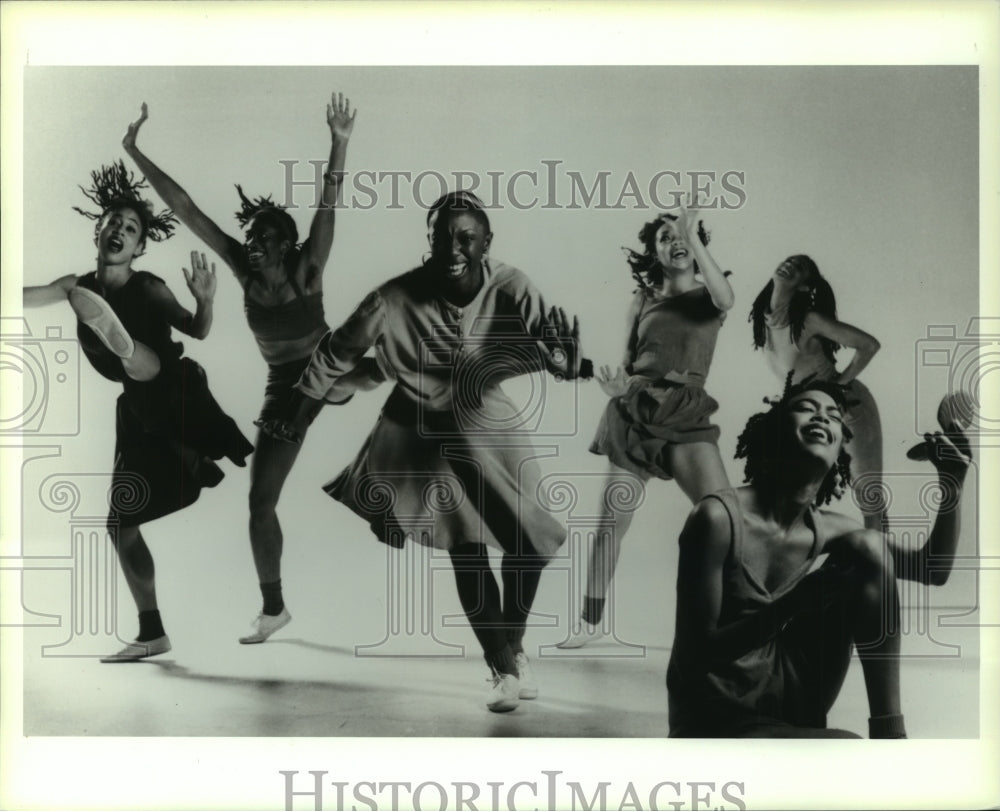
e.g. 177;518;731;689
802;424;832;443
107;236;124;253
447;261;468;278
247;249;265;263
670;246;689;260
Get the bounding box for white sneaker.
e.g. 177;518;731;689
556;620;603;649
239;607;292;644
100;634;171;663
514;652;538;699
486;672;520;713
69;286;135;358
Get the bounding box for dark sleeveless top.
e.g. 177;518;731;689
76;271;183;382
667;489;827;736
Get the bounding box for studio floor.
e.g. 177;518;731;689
11;469;982;739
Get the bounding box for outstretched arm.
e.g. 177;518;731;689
23;275;78;307
143;252;217;339
890;432;971;585
803;311;880;385
299;92;357;287
677;205;735;312
122;103;244;275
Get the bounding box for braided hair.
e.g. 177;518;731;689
734;372;856;507
72;160;178;253
749;255;839;362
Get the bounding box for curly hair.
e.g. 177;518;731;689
623;211;711;292
73;160;178;251
734;374;855;506
749;255;839;363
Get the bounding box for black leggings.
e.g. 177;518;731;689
449;542;548;675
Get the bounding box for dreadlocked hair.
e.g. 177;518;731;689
72;160;178;248
234;185;301;275
623;211;711;293
734;372;855;507
749;255;839;363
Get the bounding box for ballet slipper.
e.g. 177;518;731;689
69;286;135;358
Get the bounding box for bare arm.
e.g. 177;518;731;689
678;206;735;312
143;252;217;339
803;311;880;385
122;104;244;275
890;432;970;585
23;275;78;307
299;93;356;289
675;497;812;664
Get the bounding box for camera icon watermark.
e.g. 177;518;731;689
416;317;579;438
0;317;81;436
914;317;1000;448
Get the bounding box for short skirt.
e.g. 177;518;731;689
590;378;720;481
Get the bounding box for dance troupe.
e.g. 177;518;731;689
23;93;972;737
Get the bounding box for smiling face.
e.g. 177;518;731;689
97;206;146;264
244;216;290;272
427;210;492;283
653;220;694;272
773;255;815;292
785;388;846;468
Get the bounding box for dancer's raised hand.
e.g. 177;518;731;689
182;250;217;302
537;305;583;380
327;92;357;140
122;103;149;152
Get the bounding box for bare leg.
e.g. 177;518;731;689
248;429;304;584
111;524;158;612
851;537;902;722
584;460;640;602
664;441;731;504
844;381;886;533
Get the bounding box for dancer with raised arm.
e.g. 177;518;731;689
278;191;589;712
666;377;970;737
750;255;885;530
23;163;254;661
559;207;734;648
123;93;378;643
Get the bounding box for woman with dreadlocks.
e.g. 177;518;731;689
558;207;735;648
666;375;970;737
123;93;378;644
749;255;885;531
23;162;254;661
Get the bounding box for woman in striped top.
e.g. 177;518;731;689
123;93;378;643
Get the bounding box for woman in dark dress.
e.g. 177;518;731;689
23;163;254;661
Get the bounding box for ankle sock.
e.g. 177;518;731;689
260;579;285;616
485;645;518;677
137;610;165;642
582;595;606;626
868;714;907;739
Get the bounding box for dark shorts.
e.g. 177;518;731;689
256;357;323;426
